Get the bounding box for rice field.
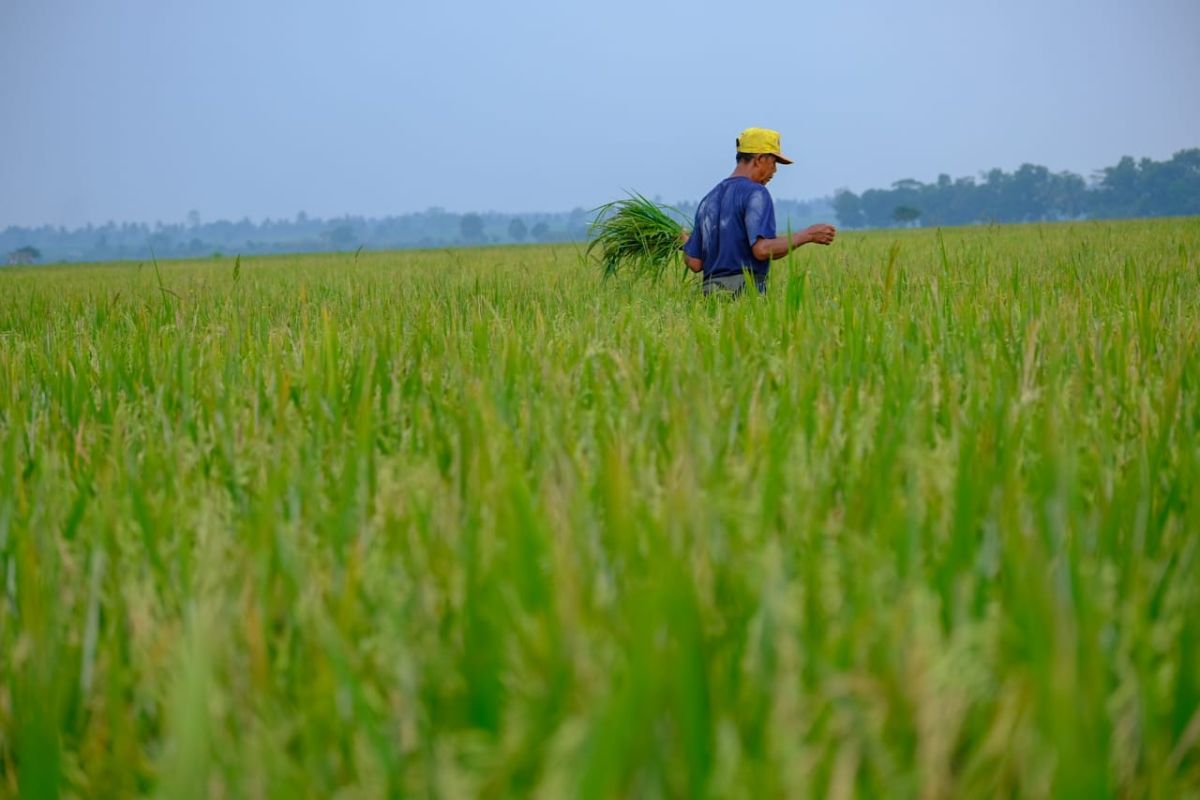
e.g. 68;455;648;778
1;218;1199;798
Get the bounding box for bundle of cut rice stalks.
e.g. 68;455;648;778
586;193;690;281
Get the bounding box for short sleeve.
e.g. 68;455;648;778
743;188;776;246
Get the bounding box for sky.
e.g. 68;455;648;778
1;0;1198;229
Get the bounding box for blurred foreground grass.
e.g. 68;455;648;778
1;219;1199;797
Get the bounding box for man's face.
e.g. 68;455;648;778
752;154;779;185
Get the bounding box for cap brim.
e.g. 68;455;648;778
774;152;794;165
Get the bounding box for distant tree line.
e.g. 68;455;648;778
833;148;1200;229
4;150;1195;265
1;197;835;266
6;245;40;265
0;207;601;265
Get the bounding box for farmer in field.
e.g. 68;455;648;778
682;127;837;295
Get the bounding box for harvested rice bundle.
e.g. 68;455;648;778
586;193;689;281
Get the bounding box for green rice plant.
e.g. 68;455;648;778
586;192;688;280
0;220;1199;797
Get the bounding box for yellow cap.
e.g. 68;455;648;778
736;127;794;165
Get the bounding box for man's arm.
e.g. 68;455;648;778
751;223;837;261
680;230;703;272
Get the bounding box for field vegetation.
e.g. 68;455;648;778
1;218;1199;797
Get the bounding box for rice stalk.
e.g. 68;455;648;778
586;193;687;281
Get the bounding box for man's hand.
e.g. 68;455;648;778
755;223;839;260
679;229;703;272
798;223;836;246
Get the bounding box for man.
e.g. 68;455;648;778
682;127;836;295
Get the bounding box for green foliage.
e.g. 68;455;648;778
508;217;528;243
1094;151;1200;218
833;189;866;228
834;148;1200;228
5;245;40;264
0;209;588;263
1;219;1200;796
460;212;486;244
586;193;687;280
325;223;357;249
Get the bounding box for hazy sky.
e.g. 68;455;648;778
2;0;1197;228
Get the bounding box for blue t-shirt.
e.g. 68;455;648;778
683;177;776;280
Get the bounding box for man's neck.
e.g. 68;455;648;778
730;163;756;181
